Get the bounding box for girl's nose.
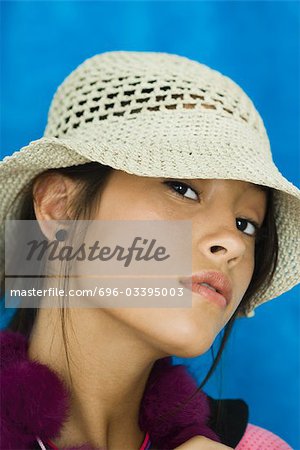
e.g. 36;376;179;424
194;221;248;268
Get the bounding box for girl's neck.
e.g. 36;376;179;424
27;306;161;449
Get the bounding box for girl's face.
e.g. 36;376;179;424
87;170;267;358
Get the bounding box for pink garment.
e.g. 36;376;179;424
140;432;151;450
236;423;292;449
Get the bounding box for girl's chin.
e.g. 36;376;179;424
162;338;214;359
151;323;217;358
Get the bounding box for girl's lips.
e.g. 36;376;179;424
181;281;228;308
179;270;232;306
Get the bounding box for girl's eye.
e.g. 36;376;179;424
164;180;199;201
236;218;259;237
164;180;260;237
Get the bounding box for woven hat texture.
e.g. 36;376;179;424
1;51;299;318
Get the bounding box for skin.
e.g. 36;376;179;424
28;169;267;449
176;435;233;449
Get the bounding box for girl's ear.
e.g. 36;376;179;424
32;172;77;240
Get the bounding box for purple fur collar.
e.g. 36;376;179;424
0;330;221;449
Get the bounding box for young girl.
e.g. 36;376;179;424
1;51;299;450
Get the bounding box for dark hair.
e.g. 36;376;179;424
1;161;279;426
1;162;114;385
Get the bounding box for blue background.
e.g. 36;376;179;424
1;1;299;448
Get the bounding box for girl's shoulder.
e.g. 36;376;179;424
207;396;292;449
236;423;292;450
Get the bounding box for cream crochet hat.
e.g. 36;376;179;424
1;51;299;318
